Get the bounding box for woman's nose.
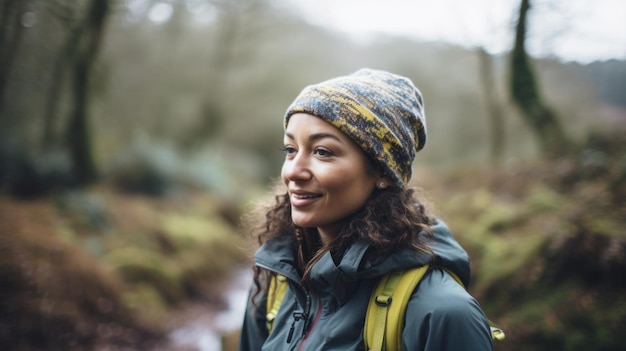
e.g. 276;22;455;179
282;153;312;181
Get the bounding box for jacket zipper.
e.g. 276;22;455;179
287;291;309;344
256;263;313;348
296;295;323;351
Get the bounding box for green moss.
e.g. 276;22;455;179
475;231;547;291
587;216;624;238
500;285;626;351
104;247;187;302
101;208;248;310
122;283;169;322
161;212;234;248
526;183;567;213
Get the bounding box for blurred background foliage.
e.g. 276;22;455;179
0;0;624;350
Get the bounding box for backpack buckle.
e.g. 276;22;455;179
375;295;392;306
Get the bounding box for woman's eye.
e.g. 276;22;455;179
282;146;296;155
314;148;333;157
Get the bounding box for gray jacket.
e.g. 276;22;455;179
239;220;493;351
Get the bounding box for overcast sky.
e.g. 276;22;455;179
288;0;626;63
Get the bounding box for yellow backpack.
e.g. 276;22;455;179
266;265;505;351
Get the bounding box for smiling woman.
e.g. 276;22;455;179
238;69;494;351
282;113;379;244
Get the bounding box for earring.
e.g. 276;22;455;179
378;180;387;189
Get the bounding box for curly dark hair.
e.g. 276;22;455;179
249;184;435;300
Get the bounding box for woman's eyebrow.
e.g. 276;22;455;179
284;132;343;143
309;132;342;143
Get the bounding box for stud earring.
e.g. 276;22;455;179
378;180;387;189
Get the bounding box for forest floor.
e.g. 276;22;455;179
418;132;626;351
1;132;624;351
0;185;251;351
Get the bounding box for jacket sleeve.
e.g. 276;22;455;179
403;269;493;351
238;287;269;351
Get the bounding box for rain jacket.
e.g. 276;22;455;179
238;219;493;351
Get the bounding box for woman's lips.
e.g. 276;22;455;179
289;191;322;207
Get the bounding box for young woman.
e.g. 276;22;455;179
238;69;493;351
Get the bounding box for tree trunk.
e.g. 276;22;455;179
478;47;505;165
42;31;74;148
510;0;569;157
65;0;109;185
0;0;27;115
42;1;81;148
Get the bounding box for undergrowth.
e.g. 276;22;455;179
425;131;626;351
0;187;249;350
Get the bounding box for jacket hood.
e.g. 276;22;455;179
255;219;471;289
427;219;471;286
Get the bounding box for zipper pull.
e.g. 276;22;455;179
301;293;312;337
287;310;304;343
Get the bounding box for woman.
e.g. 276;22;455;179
239;69;493;351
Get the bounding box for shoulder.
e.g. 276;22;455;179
409;268;483;318
403;268;494;350
411;268;477;311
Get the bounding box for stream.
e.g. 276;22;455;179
168;268;252;351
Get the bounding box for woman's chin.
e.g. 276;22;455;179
291;215;316;229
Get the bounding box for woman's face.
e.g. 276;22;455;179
282;113;380;244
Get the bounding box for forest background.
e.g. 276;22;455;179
0;0;624;350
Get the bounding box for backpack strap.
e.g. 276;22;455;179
266;274;288;333
364;265;430;351
364;266;505;351
265;267;505;347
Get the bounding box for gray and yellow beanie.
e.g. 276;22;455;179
284;68;426;188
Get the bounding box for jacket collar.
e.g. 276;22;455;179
253;219;471;306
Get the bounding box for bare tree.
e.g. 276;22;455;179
510;0;569;157
64;0;111;184
478;47;505;165
182;0;271;148
41;0;80;148
0;0;29;114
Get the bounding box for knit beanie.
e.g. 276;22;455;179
284;68;426;188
